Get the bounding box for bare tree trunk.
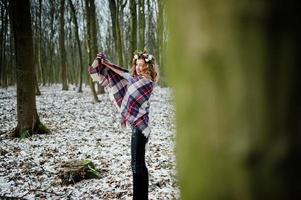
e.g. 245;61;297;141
0;1;3;87
0;1;4;87
34;72;41;95
85;0;99;102
8;18;14;86
117;0;127;66
59;0;68;90
168;0;300;199
31;1;42;95
116;1;124;67
0;0;9;88
89;0;97;57
9;0;49;138
38;0;45;86
68;0;84;93
157;0;165;86
106;25;114;61
129;0;137;62
48;0;56;85
109;0;124;66
90;0;104;94
146;0;151;49
138;0;145;50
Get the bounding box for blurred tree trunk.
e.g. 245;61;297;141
118;0;127;65
168;0;300;199
0;1;3;87
138;0;145;50
38;0;45;86
0;0;11;88
48;0;56;85
9;0;49;138
115;0;124;67
106;25;114;60
146;0;157;65
89;0;97;61
59;0;68;90
0;0;8;88
90;0;104;94
146;0;152;50
129;0;137;61
129;0;137;64
108;0;117;60
68;0;84;93
157;0;165;86
109;0;124;66
8;18;14;86
85;0;99;102
34;73;41;95
34;0;42;95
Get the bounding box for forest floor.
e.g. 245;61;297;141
0;85;179;200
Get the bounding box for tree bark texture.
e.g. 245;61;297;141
9;0;49;137
59;0;68;90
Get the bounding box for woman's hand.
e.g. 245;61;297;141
100;58;106;65
96;52;106;60
100;58;112;67
96;52;110;67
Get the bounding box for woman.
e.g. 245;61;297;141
88;50;159;200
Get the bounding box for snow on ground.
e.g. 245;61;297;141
0;85;179;200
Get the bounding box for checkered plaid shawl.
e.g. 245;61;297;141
88;60;154;138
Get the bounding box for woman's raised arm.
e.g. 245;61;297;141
101;59;126;77
96;52;130;80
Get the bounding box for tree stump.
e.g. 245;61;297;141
57;160;101;185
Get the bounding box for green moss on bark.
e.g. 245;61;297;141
20;129;31;139
37;123;50;134
13;121;50;138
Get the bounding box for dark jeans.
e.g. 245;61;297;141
131;128;148;200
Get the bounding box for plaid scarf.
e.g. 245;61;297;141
88;60;154;138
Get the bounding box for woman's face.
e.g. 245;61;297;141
135;59;146;76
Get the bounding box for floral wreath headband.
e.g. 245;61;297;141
133;50;154;63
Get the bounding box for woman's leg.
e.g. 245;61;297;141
131;128;148;200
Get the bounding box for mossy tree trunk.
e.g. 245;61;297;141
9;0;49;138
167;0;300;199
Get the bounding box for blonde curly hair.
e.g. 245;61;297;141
130;50;159;83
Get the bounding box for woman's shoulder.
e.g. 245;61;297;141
121;72;132;81
135;75;153;83
125;74;154;85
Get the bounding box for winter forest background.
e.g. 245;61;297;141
0;0;167;93
1;0;173;199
